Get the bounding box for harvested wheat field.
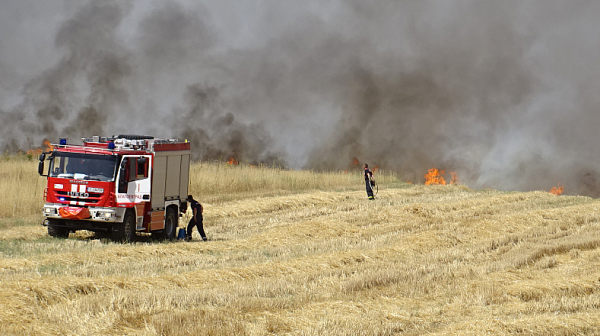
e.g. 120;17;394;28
1;158;600;335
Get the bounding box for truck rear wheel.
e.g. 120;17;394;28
47;219;69;238
155;207;177;240
112;211;136;243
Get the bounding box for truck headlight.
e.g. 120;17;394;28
44;207;57;214
95;210;115;219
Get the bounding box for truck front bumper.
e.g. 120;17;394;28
43;204;118;223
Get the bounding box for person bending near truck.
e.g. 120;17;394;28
364;164;374;200
186;195;207;241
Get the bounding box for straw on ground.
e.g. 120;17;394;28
0;157;599;335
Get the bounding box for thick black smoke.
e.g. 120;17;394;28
171;83;281;164
2;1;600;195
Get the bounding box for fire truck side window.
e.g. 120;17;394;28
54;157;66;174
120;157;149;186
129;158;136;181
137;159;148;179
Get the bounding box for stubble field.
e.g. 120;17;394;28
1;157;600;335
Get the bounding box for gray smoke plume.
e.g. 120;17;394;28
2;1;600;195
1;1;132;147
171;83;281;164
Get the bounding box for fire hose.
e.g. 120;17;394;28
370;179;378;196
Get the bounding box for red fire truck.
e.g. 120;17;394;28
38;135;191;242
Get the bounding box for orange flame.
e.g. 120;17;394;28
372;165;379;173
425;167;446;185
227;157;238;165
26;139;54;156
550;184;564;195
450;172;459;185
351;157;359;165
42;139;54;152
26;148;42;156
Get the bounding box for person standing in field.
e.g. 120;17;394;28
364;164;374;200
186;195;207;241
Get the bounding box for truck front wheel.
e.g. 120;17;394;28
47;219;69;238
112;211;136;243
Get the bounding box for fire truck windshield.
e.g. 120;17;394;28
49;152;118;182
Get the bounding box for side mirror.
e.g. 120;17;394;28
38;160;46;176
119;158;127;179
118;162;127;193
38;153;47;176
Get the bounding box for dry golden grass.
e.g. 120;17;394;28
188;161;398;204
1;157;600;335
0;156;46;228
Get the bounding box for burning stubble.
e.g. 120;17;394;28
2;1;600;195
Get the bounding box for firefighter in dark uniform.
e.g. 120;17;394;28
186;195;207;241
364;164;374;200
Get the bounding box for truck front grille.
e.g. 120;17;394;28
54;191;104;205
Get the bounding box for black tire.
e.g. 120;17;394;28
47;219;69;238
155;207;177;240
112;210;136;243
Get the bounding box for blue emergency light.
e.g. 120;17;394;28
108;141;115;149
59;138;67;145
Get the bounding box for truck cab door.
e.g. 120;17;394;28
116;155;152;204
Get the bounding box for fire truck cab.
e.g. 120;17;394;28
38;135;191;242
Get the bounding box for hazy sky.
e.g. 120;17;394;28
2;1;600;195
